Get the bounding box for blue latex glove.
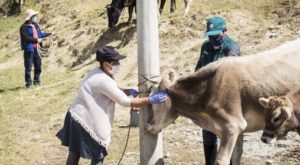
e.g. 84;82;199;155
149;91;168;104
128;88;138;97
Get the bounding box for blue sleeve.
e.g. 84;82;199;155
36;24;51;38
40;32;51;38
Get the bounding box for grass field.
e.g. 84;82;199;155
0;65;79;164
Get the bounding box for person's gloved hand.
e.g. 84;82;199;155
37;38;42;43
149;91;168;104
128;88;138;97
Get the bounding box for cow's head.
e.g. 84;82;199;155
259;96;293;144
106;0;125;28
146;69;179;134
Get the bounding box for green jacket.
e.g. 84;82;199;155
195;35;240;71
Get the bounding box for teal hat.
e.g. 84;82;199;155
205;16;226;36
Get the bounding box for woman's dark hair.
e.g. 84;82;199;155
99;59;114;67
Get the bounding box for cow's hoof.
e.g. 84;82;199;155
159;9;163;14
170;8;175;13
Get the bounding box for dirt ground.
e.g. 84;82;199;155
1;0;300;164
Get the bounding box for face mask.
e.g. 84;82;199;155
109;65;120;75
32;16;38;24
209;35;225;46
213;45;221;50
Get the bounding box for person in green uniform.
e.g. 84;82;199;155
195;16;240;165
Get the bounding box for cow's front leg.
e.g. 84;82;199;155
230;134;244;165
216;125;241;165
159;0;166;14
170;0;176;13
127;5;134;25
183;0;192;17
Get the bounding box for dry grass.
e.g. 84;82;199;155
0;65;80;165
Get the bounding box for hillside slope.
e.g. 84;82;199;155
0;0;300;164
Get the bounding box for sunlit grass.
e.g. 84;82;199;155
0;65;81;165
0;16;21;35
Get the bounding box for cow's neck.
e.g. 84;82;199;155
294;111;300;134
171;96;203;120
289;91;300;134
176;109;198;120
170;81;209;127
111;0;125;10
171;100;212;130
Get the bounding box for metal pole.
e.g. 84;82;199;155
137;0;163;165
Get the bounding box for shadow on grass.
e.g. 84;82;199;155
119;125;130;128
0;86;23;93
70;21;137;70
119;125;139;128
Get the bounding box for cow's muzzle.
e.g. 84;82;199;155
146;124;161;134
261;130;276;144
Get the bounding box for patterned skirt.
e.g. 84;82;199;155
56;111;107;160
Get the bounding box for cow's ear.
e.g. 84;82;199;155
160;69;177;89
167;69;177;84
259;97;270;109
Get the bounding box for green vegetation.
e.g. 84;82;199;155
0;16;20;35
0;0;41;35
0;66;79;165
0;51;16;62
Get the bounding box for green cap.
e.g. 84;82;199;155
205;16;226;36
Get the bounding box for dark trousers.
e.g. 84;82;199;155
203;130;218;165
66;151;104;165
24;49;41;85
203;130;217;145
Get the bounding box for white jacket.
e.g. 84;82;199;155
69;67;131;145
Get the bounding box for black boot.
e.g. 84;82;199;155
66;151;80;165
203;144;217;165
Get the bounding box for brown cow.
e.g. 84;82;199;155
147;39;300;165
259;90;300;144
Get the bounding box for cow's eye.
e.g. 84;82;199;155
273;117;281;123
